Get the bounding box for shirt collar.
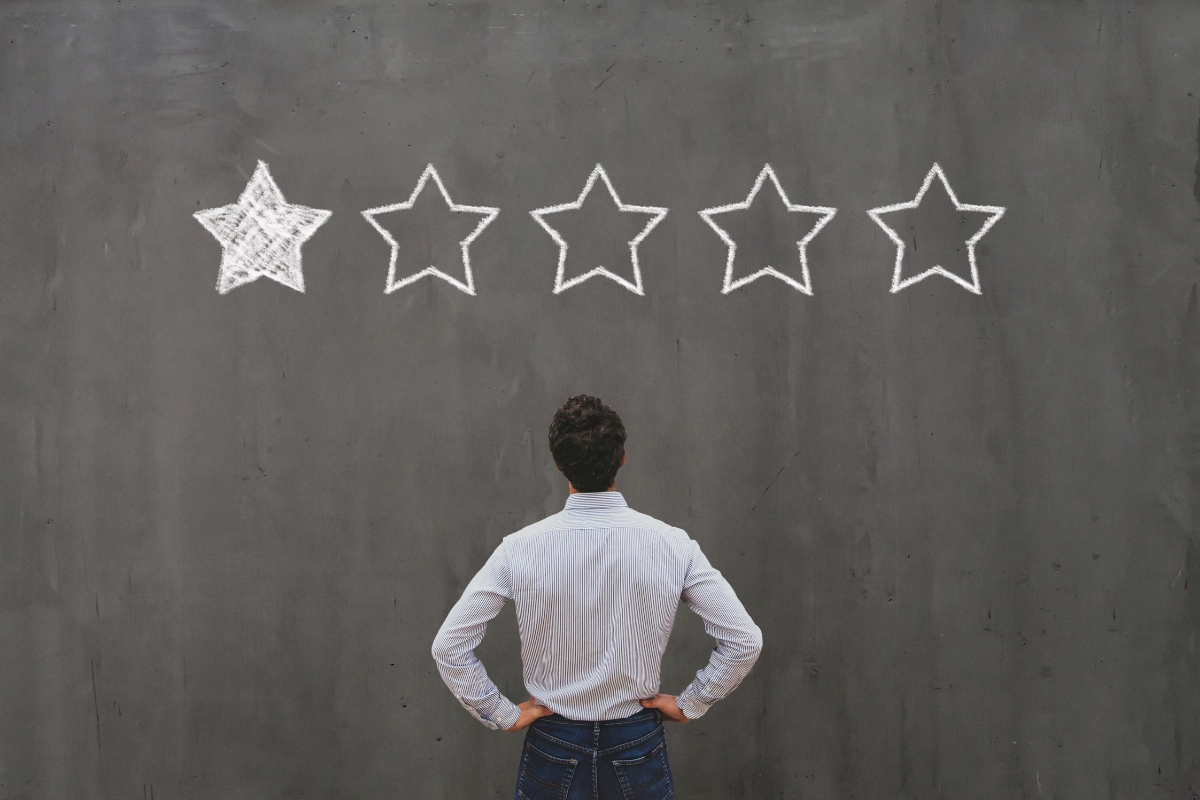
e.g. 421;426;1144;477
563;491;628;515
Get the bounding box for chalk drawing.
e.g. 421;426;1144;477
529;164;669;295
866;163;1005;295
360;165;500;296
194;160;331;294
698;164;837;295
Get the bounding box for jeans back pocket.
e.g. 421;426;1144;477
516;740;578;800
612;739;672;799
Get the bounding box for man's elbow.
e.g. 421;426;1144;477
718;625;763;665
734;624;763;665
430;632;452;666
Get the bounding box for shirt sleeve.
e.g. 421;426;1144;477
676;540;764;721
430;542;522;731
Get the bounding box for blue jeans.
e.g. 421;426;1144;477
514;708;673;800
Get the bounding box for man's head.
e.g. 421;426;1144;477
548;395;627;493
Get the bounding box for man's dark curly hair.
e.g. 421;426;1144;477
548;395;627;493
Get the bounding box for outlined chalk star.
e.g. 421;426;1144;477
360;165;499;296
529;164;669;295
194;160;331;294
867;163;1005;295
698;164;837;295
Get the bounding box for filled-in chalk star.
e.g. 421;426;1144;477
867;163;1005;295
194;161;331;294
360;165;500;296
530;164;669;295
698;164;837;295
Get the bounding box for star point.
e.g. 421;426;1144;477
698;164;837;296
194;160;331;295
360;164;499;296
866;162;1005;295
529;164;669;296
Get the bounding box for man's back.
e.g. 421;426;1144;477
432;491;762;729
431;394;761;798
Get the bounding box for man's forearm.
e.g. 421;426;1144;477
431;635;522;730
440;667;522;730
677;624;763;719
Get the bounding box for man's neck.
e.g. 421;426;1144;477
568;485;617;494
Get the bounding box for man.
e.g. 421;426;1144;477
432;395;763;799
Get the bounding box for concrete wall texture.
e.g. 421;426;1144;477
1;1;1199;797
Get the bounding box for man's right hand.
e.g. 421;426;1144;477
505;697;554;732
640;694;689;723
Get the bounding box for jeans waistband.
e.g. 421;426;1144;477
538;707;659;727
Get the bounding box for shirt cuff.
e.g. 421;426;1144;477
492;698;522;731
457;695;522;731
676;692;709;721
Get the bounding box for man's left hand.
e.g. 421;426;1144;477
640;694;689;723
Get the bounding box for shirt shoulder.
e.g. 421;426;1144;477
622;508;692;542
502;509;573;542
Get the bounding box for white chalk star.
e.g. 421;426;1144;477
867;163;1005;295
530;164;669;296
698;164;837;295
360;165;499;296
194;161;331;294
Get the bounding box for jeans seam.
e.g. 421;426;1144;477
592;722;600;800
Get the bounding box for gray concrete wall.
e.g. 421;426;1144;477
1;1;1198;797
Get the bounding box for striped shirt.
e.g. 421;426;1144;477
431;491;763;730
